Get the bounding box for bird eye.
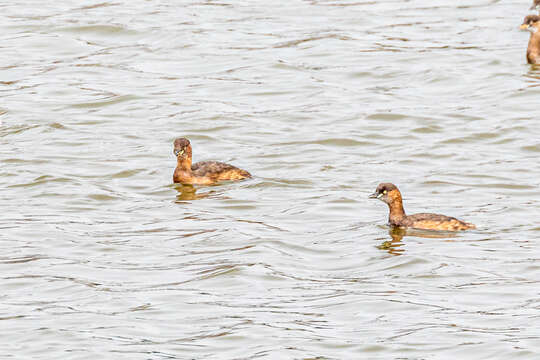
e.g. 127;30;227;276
383;190;387;194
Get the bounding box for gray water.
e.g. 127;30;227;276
2;0;540;358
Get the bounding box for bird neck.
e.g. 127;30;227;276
528;30;540;63
388;196;406;225
176;156;192;171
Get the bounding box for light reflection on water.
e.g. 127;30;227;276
1;0;540;358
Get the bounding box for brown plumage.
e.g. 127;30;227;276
369;183;475;231
531;0;540;12
520;15;540;64
172;138;251;185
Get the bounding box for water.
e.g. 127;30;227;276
2;0;540;358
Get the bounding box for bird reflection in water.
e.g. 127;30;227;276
378;227;458;256
378;228;406;255
524;64;540;86
174;184;212;201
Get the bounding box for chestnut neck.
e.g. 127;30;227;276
176;156;192;171
387;191;406;225
528;30;540;63
175;146;193;171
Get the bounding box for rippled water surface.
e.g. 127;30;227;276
2;0;540;358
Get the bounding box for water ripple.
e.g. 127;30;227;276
1;0;539;358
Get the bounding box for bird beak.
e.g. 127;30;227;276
174;149;184;157
369;192;381;199
520;24;530;30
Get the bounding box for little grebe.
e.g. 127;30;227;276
173;138;251;185
369;183;475;231
520;15;540;64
